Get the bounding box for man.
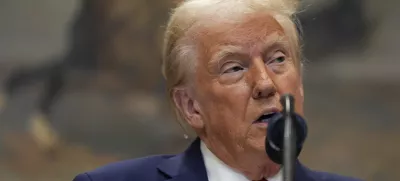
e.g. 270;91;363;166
73;0;361;180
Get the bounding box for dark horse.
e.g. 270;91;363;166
0;0;110;152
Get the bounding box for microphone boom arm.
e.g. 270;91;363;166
282;94;296;181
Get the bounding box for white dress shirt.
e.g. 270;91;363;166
201;141;282;181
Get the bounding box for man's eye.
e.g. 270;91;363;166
274;56;286;63
223;65;244;74
269;51;287;64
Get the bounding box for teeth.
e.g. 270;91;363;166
262;113;275;117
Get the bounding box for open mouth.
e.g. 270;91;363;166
253;112;279;124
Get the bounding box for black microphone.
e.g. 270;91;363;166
265;94;308;165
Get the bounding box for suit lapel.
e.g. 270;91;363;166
157;138;208;181
294;161;316;181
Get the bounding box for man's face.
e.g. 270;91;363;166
182;12;304;176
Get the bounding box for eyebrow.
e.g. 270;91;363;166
209;45;247;66
209;34;290;66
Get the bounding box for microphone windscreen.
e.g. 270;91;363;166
265;113;308;164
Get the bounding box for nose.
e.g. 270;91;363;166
251;58;277;99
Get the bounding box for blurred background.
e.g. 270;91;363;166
0;0;399;181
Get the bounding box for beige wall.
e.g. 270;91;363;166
0;0;78;64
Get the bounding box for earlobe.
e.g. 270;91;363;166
298;67;304;99
299;84;304;98
172;88;204;130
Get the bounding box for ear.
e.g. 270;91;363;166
172;88;204;130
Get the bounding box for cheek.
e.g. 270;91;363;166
275;69;303;107
202;82;253;132
275;70;300;91
207;80;251;109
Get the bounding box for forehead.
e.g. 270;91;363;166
192;12;285;55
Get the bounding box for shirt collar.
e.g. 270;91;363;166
200;141;282;181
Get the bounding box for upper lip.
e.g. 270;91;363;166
253;107;280;123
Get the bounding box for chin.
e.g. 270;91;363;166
246;136;266;150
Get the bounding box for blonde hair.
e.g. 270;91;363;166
161;0;303;131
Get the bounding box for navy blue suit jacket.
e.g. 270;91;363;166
73;138;361;181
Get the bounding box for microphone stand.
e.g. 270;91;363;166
281;94;296;181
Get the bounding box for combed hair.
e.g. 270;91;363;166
161;0;303;132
